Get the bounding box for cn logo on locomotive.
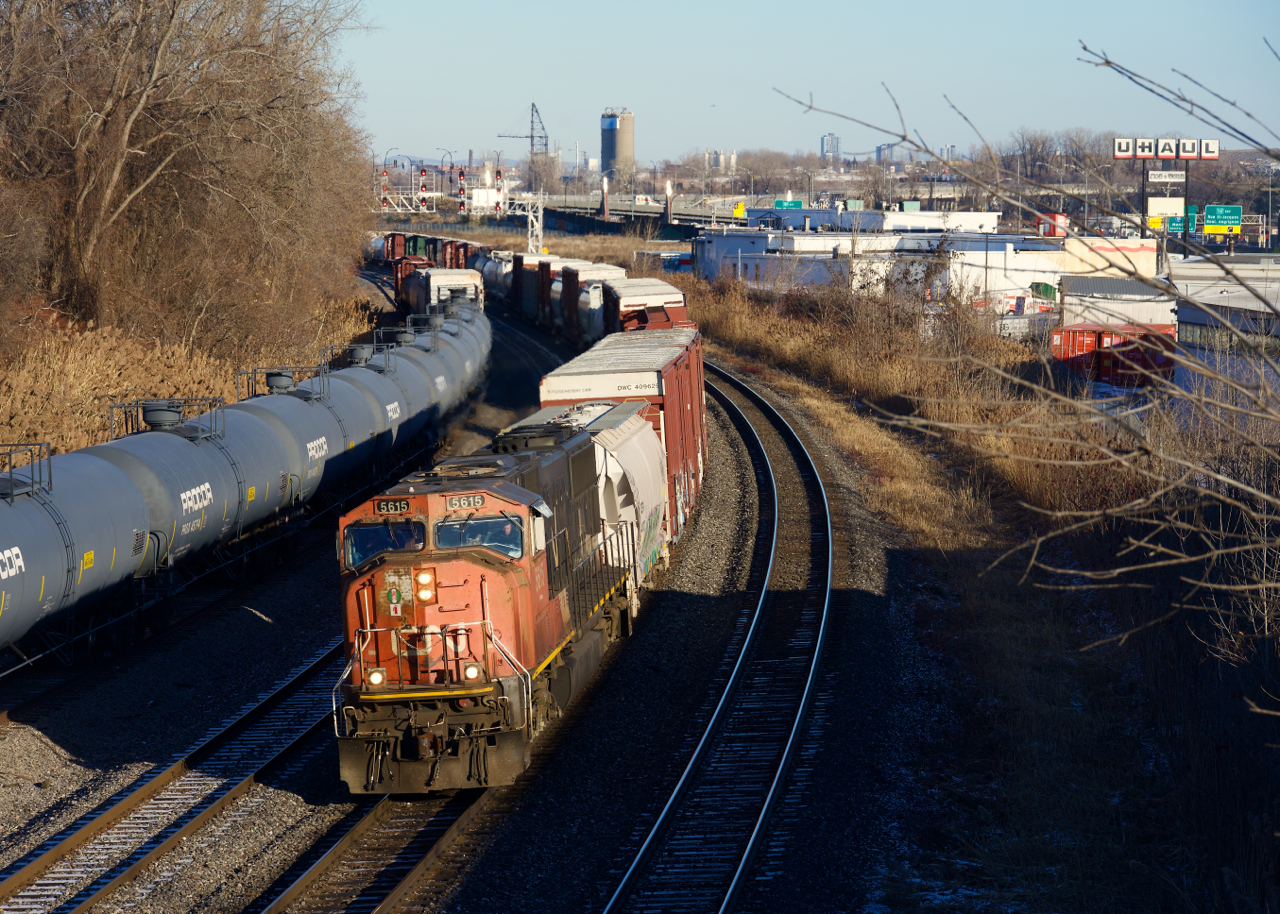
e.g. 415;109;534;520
180;482;213;516
0;547;25;580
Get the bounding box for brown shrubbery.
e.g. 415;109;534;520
0;300;372;454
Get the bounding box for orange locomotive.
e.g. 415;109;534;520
335;400;674;793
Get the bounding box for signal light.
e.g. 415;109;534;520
381;170;388;177
381;198;389;208
495;170;502;181
420;169;427;177
459;202;466;214
458;169;465;181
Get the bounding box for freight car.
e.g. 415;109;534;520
1051;322;1176;386
334;326;705;793
0;303;491;661
403;268;485;316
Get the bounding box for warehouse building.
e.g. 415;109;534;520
1173;255;1280;348
1060;276;1177;326
693;228;1160;309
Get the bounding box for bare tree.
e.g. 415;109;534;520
0;0;368;335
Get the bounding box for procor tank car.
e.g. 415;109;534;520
0;302;490;656
335;399;673;793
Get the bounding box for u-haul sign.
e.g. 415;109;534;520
1115;137;1219;160
540;371;663;402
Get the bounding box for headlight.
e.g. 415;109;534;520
417;588;434;601
416;571;433;585
367;668;386;686
463;662;482;681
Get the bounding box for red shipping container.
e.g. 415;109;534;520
391;256;432;304
1096;325;1176;386
1053;323;1176;386
1051;323;1104;377
384;232;407;262
539;328;706;541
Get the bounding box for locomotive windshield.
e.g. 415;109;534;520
344;521;426;569
435;515;523;559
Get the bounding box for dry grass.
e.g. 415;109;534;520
676;273;1151;521
0;298;373;454
713;346;997;553
693;280;1198;910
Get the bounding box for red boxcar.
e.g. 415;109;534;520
1052;322;1176;386
539;327;706;541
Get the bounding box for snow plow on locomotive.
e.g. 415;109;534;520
334;329;705;794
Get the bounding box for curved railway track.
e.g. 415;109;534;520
0;640;345;914
603;363;833;914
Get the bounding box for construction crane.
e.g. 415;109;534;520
499;102;550;161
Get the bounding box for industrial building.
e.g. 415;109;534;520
1060;276;1176;326
1172;255;1280;347
601;107;634;179
693;226;1160;310
704;149;736;172
746;208;1000;233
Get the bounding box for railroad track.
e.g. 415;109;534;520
603;363;833;914
0;640;346;914
253;791;489;914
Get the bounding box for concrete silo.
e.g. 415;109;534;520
600;108;634;179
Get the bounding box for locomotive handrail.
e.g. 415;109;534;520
482;575;532;736
0;442;51;502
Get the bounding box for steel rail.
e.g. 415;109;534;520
0;639;345;914
258;789;491;914
602;363;833;914
602;371;781;914
712;364;833;914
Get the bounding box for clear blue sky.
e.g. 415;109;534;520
340;0;1277;165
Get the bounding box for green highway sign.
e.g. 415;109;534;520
1204;205;1242;226
1167;216;1185;232
773;200;803;210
